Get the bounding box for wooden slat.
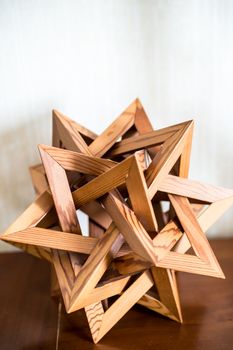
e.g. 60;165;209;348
69;223;124;312
102;191;159;264
137;292;180;322
39;146;81;234
108;123;183;157
169;194;224;274
114;219;183;275
150;267;182;322
51;249;76;310
94;271;153;343
159;175;233;203
177;121;193;177
40;145;115;175
157;251;224;278
146;121;194;199
3;191;54;236
72;156;134;208
126;155;158;232
80;275;131;308
1;227;98;254
88;99;137;157
53;109;93;155
81;201;112;229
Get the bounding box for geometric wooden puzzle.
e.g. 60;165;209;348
2;99;233;343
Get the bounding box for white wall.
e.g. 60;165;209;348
1;0;233;251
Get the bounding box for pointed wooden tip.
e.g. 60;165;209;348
183;119;194;129
38;144;47;151
52;109;71;124
38;144;51;157
52;109;59;116
217;269;225;279
52;109;63;123
124;98;141;114
0;234;8;241
67;301;81;314
135;97;143;109
52;109;64;118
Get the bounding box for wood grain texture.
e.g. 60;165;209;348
126;154;158;232
40;144;115;175
94;271;154;343
2;99;231;344
168;194;224;278
146;120;194;199
1;227;98;254
53;109;94;155
159;174;233;203
72;156;134;208
69;223;123;312
107;126;177;157
102;191;158;265
88;99;137;157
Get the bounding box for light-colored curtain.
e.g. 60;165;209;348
1;0;233;251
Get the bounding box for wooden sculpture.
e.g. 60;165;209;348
2;99;233;343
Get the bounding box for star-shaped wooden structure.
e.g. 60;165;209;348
2;99;233;343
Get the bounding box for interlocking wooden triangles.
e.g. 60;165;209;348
1;99;232;343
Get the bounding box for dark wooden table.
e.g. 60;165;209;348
0;239;232;350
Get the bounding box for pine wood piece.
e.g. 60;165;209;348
1;99;232;344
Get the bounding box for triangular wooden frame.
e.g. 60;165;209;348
2;99;231;343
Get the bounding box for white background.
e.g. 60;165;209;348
1;0;233;251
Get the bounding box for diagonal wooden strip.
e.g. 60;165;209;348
53;109;93;155
1;190;54;261
174;195;233;254
69;223;124;312
1;227;98;254
168;194;224;274
146;121;194;199
114;219;183;274
137;292;180;322
85;302;104;343
95;271;154;343
81;201;112;229
152;220;183;260
102;191;158;265
108;123;186;157
198;196;233;233
134;98;160;157
39;146;81;234
150;267;182;322
40;145;116;175
3;191;54;236
80;275;131;308
88;99;137;157
53;110;98;142
126;154;158;232
72;156;134;209
114;251;151;275
52;249;76;310
176;120;193;177
156;251;224;278
159;175;233;203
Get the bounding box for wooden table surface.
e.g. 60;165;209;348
0;239;232;350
